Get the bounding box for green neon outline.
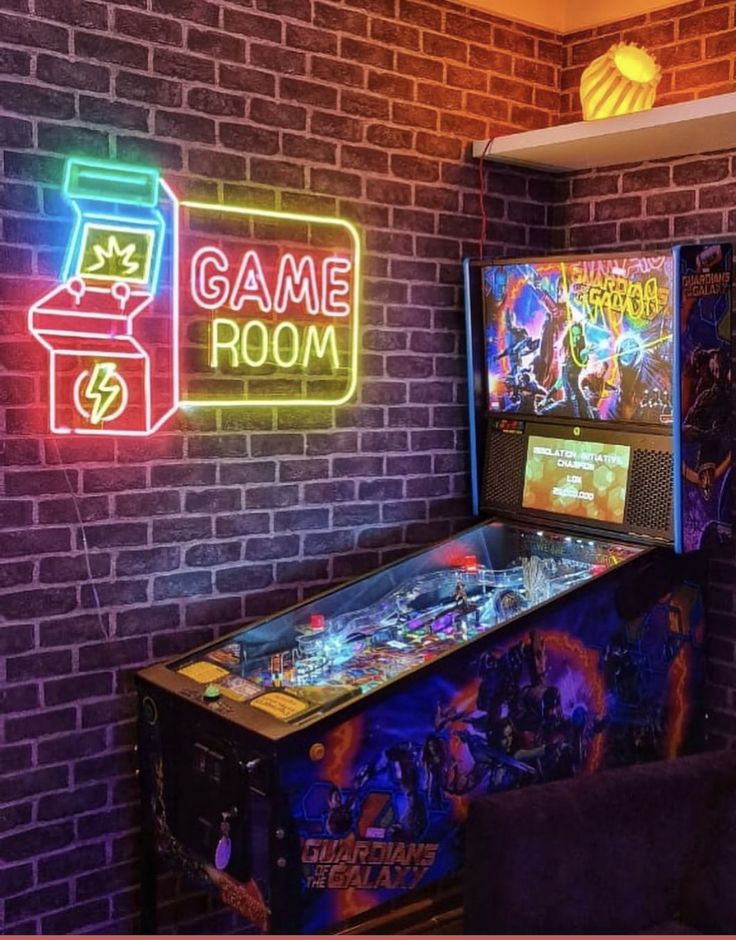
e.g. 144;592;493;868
63;158;160;208
181;200;361;408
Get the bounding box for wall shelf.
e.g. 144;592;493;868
473;92;736;173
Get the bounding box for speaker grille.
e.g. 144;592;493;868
625;448;673;535
482;428;525;510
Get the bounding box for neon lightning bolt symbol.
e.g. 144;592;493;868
83;362;124;425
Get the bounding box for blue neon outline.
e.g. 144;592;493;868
463;257;480;516
672;245;683;553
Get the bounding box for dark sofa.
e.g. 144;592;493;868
464;750;736;934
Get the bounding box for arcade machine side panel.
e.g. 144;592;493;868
136;677;289;934
676;243;733;553
279;555;705;934
463;258;486;516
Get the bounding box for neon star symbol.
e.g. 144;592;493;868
75;362;129;425
86;234;141;277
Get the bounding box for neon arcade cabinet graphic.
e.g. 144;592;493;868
28;159;180;436
28;158;361;435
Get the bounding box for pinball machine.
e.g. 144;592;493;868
136;243;731;934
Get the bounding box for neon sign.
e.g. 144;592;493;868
27;158;361;435
179;201;360;409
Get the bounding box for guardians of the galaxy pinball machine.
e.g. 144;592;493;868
482;254;674;425
280;565;702;932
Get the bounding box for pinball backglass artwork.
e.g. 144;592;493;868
482;254;675;426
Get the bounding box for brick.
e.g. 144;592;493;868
37;53;109;91
314;2;367;34
79;95;148;132
154;570;212;599
116;70;181;107
277;558;328;583
7;649;72;681
81;522;147;548
216;513;270;538
5;883;70;924
340;36;393;69
115;8;182;44
0;560;33;589
42;899;110;934
0;47;30;74
215;565;273;593
79;637;147;671
1;862;34;898
646;190;697;215
156;109;215;143
422;30;467;62
188;26;244;61
700;182;736;210
340;88;389;119
38;844;107;883
252;157;304;188
152;0;218;25
251;43;305;74
1;818;75;866
44;671;112;705
153;48;215;83
594;195;642;221
80;578;147;608
310;109;362;141
674;60;730;91
116;603;180;636
39;553;110;584
246;535;300;560
75;30;147;67
219;64;275;95
36;0;106;27
0;79;74;118
0;10;69;49
673;157;729;186
251;97;306;130
185;542;240;567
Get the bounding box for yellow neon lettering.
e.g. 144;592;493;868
192;247;229;309
210;318;240;368
230;249;272;314
273;253;320;315
241;319;269;368
273;321;300;368
302;323;340;369
322;257;352;317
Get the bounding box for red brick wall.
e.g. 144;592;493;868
0;0;563;933
561;0;736;122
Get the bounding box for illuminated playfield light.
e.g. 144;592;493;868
580;43;661;121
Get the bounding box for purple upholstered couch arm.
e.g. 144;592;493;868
464;750;736;935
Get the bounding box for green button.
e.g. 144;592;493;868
204;684;221;701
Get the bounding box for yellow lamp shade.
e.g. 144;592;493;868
580;42;661;121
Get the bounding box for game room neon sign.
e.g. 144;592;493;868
27;158;361;436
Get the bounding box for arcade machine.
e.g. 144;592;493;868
136;244;731;934
28;159;178;436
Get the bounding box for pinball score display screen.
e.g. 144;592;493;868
522;434;632;525
482;254;674;426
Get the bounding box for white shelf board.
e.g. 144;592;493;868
473;92;736;173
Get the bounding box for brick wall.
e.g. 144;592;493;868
0;0;564;933
1;0;735;934
561;0;736;122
